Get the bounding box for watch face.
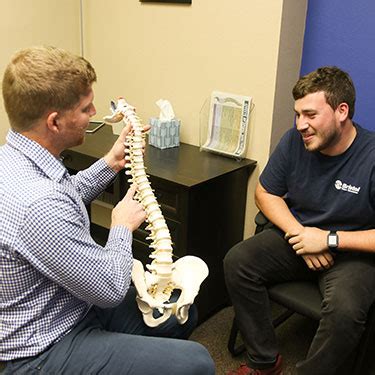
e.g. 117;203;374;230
328;233;338;247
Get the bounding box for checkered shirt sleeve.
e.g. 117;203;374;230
0;130;134;360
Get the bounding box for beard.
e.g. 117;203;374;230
303;128;339;153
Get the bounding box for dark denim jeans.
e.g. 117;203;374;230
224;228;375;375
4;287;215;374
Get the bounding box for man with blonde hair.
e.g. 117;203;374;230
0;46;214;374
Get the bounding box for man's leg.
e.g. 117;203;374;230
224;228;313;369
296;253;375;375
6;287;214;374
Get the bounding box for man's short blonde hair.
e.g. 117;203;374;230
2;46;97;132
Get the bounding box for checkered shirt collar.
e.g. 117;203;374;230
6;129;67;181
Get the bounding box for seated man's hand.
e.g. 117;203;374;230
285;227;334;270
301;253;334;271
285;227;328;255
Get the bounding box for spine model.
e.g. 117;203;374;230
104;98;209;327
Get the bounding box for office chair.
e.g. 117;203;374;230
227;212;375;374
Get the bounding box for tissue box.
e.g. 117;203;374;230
148;118;180;149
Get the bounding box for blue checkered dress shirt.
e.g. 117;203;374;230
0;130;133;360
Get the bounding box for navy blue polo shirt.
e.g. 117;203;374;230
260;124;375;231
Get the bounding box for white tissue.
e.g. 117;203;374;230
156;99;175;122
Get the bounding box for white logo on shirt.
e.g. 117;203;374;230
335;180;361;194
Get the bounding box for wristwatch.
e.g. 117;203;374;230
327;231;339;253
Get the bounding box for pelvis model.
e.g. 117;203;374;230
104;98;209;327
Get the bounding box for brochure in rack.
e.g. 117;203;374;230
201;91;252;159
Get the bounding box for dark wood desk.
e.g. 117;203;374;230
62;124;256;322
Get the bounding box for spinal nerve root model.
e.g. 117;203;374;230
104;97;209;327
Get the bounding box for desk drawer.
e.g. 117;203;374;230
150;179;185;221
120;175;184;221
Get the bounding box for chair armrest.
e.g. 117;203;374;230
255;211;269;226
254;211;274;234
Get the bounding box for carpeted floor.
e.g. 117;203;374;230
190;304;318;375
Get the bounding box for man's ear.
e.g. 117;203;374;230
337;102;349;121
46;112;60;133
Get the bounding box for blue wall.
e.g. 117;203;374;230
300;0;375;130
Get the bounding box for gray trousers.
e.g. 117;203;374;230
4;287;215;375
224;228;375;375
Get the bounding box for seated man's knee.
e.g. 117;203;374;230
321;298;367;339
223;237;261;291
170;340;215;375
224;236;261;276
184;341;215;375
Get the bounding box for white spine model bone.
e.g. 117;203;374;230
104;97;209;327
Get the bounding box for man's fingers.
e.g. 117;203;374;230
285;232;298;240
310;257;323;270
118;123;132;141
293;243;303;251
143;124;151;133
287;236;300;247
322;252;335;267
124;184;137;200
303;256;316;270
